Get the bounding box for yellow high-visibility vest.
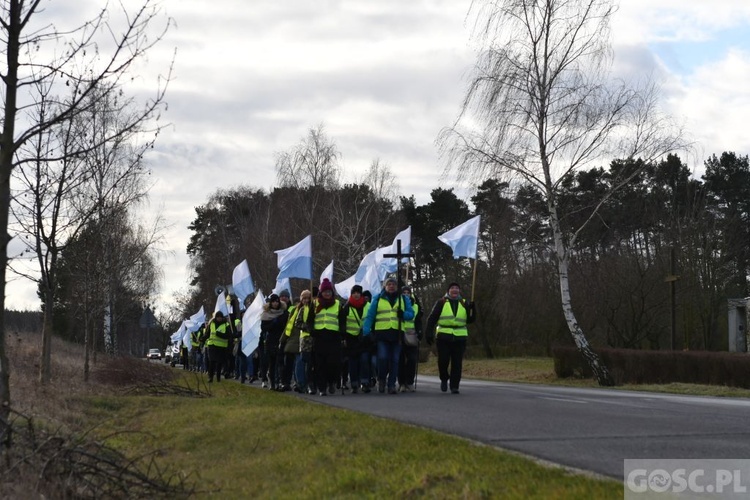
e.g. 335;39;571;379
374;296;406;332
345;303;369;336
403;303;419;330
207;321;229;348
314;301;340;331
436;300;468;337
288;305;311;338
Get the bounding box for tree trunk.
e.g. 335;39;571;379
550;206;614;386
39;285;55;384
84;302;91;382
0;0;23;438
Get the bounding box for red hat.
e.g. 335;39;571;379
319;278;334;293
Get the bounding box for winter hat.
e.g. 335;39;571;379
300;289;312;300
351;284;363;295
384;276;398;286
279;289;291;299
267;293;280;303
446;282;461;292
402;285;412;293
319;278;334;294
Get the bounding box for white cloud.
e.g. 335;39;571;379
7;0;750;312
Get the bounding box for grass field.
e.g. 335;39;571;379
90;374;622;499
419;355;750;398
8;331;747;498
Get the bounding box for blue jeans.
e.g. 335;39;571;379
295;352;312;390
348;350;371;387
236;352;253;381
377;340;401;389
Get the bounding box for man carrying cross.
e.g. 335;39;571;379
363;241;415;394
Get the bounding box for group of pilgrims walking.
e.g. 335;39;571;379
179;277;477;395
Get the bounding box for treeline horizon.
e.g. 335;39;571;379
175;151;749;356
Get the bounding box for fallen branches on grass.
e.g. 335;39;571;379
1;409;197;499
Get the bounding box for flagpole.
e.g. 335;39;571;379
470;257;478;302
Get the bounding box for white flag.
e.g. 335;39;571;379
380;226;411;275
438;215;481;259
272;277;292;298
241;290;266;356
214;291;229;316
171;321;186;343
275;235;313;280
232;260;255;303
354;246;388;282
335;273;356;300
181;321;192;352
185;306;205;333
361;263;383;295
320;260;334;284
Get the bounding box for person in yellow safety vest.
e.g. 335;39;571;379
309;278;346;396
206;311;231;382
341;284;371;393
425;282;476;394
280;289;313;393
276;290;295;391
362;276;415;395
190;325;203;372
398;285;423;392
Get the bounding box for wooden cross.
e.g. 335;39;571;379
383;239;415;289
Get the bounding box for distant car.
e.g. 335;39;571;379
147;348;161;360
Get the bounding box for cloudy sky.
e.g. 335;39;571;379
6;0;750;312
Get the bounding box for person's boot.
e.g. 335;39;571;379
440;380;448;392
378;381;386;394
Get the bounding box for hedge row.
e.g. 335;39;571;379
552;346;750;388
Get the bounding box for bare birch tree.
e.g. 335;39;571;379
441;0;684;385
0;0;170;434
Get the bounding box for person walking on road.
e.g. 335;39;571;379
310;278;346;396
425;282;476;394
398;285;422;392
259;293;289;390
206;311;231;383
342;284;370;393
363;276;414;395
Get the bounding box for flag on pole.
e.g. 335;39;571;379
242;290;265;356
334;273;356;299
438;215;481;259
320;260;334;284
214;291;229;316
170;321;186;343
232;260;255;303
361;262;383;295
181;321;192;352
380;226;411;275
275;235;313;280
185;306;205;333
354;246;388;282
272;277;292;298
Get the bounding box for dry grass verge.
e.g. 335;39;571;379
1;331;202;498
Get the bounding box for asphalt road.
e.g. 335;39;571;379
292;375;750;479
